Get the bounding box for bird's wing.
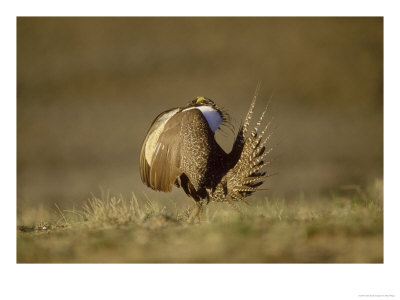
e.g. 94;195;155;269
140;108;180;191
140;108;214;192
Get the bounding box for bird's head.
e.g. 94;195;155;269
186;96;232;134
189;96;217;108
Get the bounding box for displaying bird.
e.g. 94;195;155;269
139;88;273;222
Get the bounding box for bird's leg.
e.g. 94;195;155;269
188;200;203;224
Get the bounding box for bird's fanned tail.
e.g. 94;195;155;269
210;90;273;204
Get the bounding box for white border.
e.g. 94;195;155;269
2;1;399;300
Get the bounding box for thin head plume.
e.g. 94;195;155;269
218;106;235;137
242;82;261;136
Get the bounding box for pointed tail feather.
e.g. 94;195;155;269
225;91;273;202
242;82;261;137
209;87;274;204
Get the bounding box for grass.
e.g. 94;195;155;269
17;180;383;263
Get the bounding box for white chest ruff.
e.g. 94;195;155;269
183;106;223;133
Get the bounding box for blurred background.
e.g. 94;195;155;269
17;17;383;212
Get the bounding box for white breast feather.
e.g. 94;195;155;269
183;106;222;133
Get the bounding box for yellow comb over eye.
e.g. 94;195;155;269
196;97;206;103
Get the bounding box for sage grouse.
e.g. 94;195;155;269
139;93;272;222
